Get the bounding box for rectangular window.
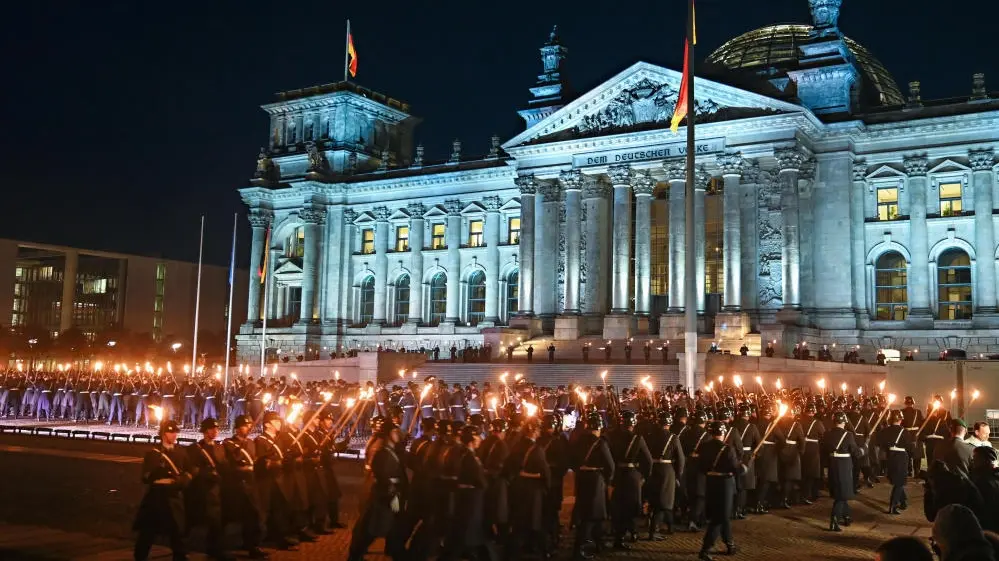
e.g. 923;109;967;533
468;220;483;247
651;225;668;295
987;410;999;438
508;217;521;245
877;187;899;221
431;223;446;249
295;227;305;258
940;183;963;216
153;263;166;342
361;228;375;254
395;226;410;252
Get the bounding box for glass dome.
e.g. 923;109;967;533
706;24;905;107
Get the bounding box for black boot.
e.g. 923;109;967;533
726;543;739;556
828;518;842;532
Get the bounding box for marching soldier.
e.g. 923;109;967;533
608;410;652;549
682;411;709;530
645;410;684;538
778;406;805;508
753;404;783;514
900;396;924;475
800;403;826;503
822;412;864;532
877;410;916;514
504;418;551;560
348;419;407;561
479;418;510;544
696;421;746;561
222;415;267;559
441;425;488;561
570;412;614;561
920;399;950;469
315;411;346;530
255;411;297;550
134;419;192;561
731;405;760;518
186;418;230;560
539;414;569;548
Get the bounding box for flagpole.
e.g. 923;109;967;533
344;19;351;82
223;213;237;390
260;246;269;378
683;0;697;392
191;215;205;377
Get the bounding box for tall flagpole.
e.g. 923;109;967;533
683;0;698;391
223;213;237;390
344;19;351;82
191;215;205;377
260;242;269;378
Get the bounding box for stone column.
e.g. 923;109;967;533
665;161;686;314
582;180;611;318
515;176;536;316
60;249;78;332
695;168;709;314
536;180;561;319
904;155;933;325
718;154;744;311
560;171;582;314
406;203;426;324
322;207;344;325
775;147;805;311
341;209;358;329
483;196;502;325
368;207;390;326
608;164;633;315
798;159;816;316
970;149;998;320
739;164;761;317
633;172;655;319
444;199;462;323
299;205;325;324
850;161;868;322
810;153;856;329
247;210;272;323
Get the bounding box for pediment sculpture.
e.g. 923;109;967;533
576;78;720;134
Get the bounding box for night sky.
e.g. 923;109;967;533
1;0;993;267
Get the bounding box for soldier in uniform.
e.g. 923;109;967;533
682;411;709;529
822;412;864;532
608;410;652;549
778;406;805;508
877;410;916;514
440;425;488;561
503;418;551;560
800;403;826;503
479;418;510;545
186;418;229;560
696;421;746;561
900;396;924;475
920;400;951;470
539;414;569;548
134;419;192;561
753;403;783;513
570;412;614;560
255;411;297;550
731;405;760;518
315;410;346;530
645;410;684;538
222;414;267;559
348;419;407;561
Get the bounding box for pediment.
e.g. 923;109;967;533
866;165;907;181
504;61;806;149
423;205;447;218
353;211;375;224
389;208;411;221
499;198;521;212
928;159;971;174
274;259;303;276
460;201;487;215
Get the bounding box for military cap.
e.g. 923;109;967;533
262;411;281;425
233;414;253;429
199;418;220;432
159;419;180;434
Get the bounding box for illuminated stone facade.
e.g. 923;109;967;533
237;0;999;361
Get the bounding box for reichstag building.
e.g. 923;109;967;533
237;0;999;361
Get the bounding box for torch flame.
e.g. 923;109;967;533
334;371;340;380
600;371;608;381
733;375;743;387
932;400;941;410
777;403;789;418
888;393;897;405
490;397;498;411
286;402;303;424
94;361;103;372
346;397;356;408
857;386;862;395
755;376;763;385
718;375;724;384
514;373;523;382
399;369;405;378
776;378;782;390
521;399;538;417
878;380;886;392
818;379;826;390
420;384;432;401
321;391;333;402
262;392;273;405
150;405;163;422
951;389;957;400
972;389;981;401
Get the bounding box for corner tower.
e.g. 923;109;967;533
518;26;571;129
786;0;861;116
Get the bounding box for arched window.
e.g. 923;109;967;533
429;273;447;326
359;276;375;325
394;275;410;324
874;252;908;320
938;249;972;319
467;271;486;326
506;271;519;321
286;226;304;258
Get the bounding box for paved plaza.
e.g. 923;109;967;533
0;431;929;560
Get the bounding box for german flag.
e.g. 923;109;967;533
347;23;358;78
258;227;271;284
670;1;697;133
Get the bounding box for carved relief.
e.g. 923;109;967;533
516;174;538;195
716;152;744;177
576;78;720;133
248;209;273;229
632;172;656;196
607;164;633;186
557;207;566;313
483;195;502;211
757;171;783;308
663;160;686;182
579;204;588;284
969;149;995;171
254;148;278;181
444;199;463;216
539;180;562;203
372;206;390;222
407;202;426;218
852;159;868;182
559;169;583;190
903;155;928;177
300;206;326;225
305;141;327;173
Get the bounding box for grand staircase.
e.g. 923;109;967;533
412;360;680;389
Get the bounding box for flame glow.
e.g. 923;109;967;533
878;380;886;392
150;405;164;422
777;403;789;418
733;375;743;387
286;402;303;424
972;389;981;401
522;400;538;417
888;393;897;405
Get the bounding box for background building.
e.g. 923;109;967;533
0;239;248;347
236;0;999;361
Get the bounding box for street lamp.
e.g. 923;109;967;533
171;342;182;352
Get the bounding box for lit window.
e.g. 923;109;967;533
395;226;410;252
468;220;483;247
361;229;375;254
395;275;410;324
874;252;908;320
508;217;521;245
153;263;166;341
359;277;374;325
431;224;446;249
940;183;962;216
506;271;519;321
877;187;899;221
429;273;447;326
467;271;486;325
937;249;972;319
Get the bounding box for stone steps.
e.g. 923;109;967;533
414;361;680;389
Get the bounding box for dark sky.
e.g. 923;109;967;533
1;0;993;267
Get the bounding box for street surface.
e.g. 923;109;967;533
0;433;931;560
